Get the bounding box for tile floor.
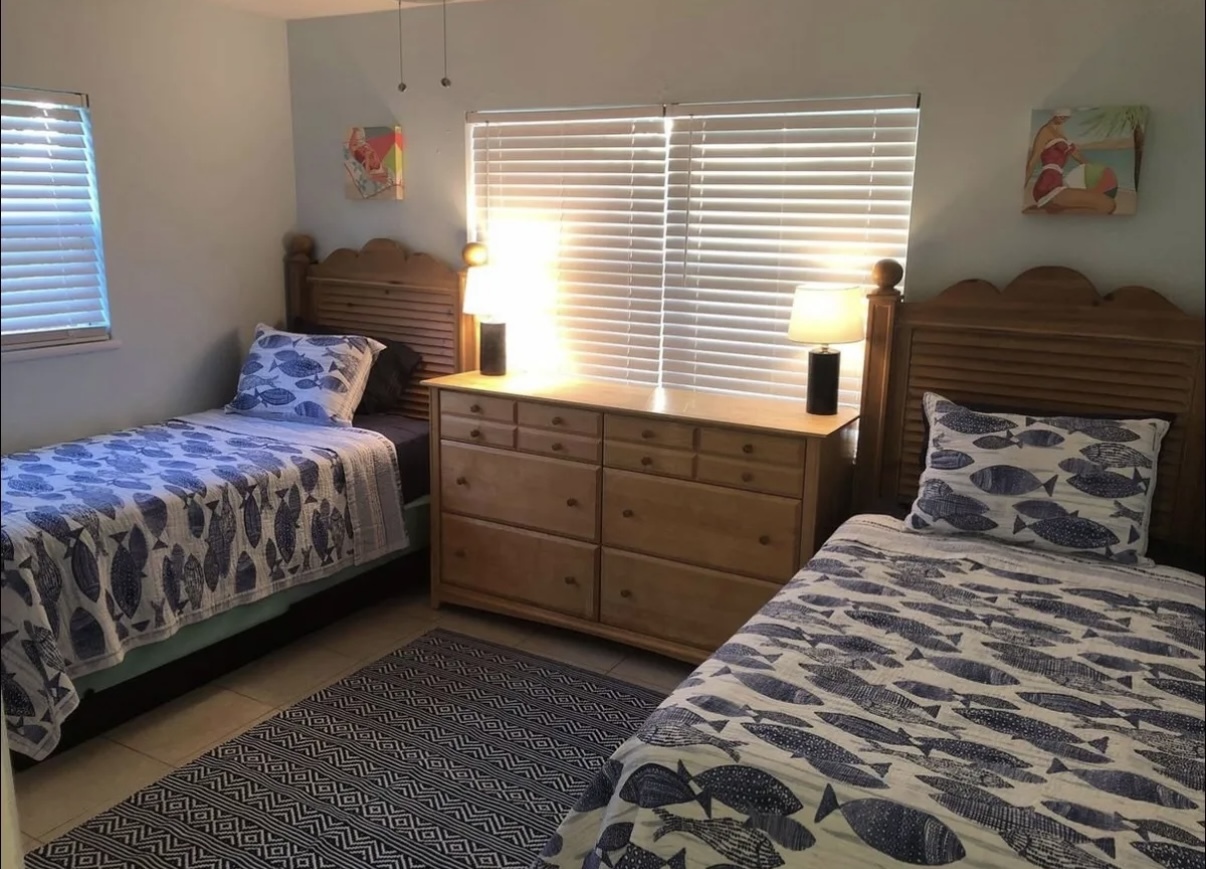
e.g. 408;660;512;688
14;587;695;854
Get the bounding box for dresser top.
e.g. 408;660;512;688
424;371;858;438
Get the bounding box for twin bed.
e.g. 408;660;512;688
1;236;470;760
537;268;1205;869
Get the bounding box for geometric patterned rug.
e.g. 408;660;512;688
26;630;667;868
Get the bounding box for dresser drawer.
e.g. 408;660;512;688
601;549;779;651
698;426;806;467
696;454;804;498
441;391;515;422
517;428;600;463
443;515;598;618
602;469;801;580
517;401;600;436
441;415;516;449
604;441;694;480
606;414;695;450
442;442;600;540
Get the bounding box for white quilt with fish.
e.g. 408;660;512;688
537;515;1205;869
1;410;408;760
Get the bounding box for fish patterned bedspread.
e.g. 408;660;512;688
1;410;408;759
537;515;1205;869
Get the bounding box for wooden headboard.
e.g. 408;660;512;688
284;235;475;421
855;262;1205;558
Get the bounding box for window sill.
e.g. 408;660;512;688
1;338;123;364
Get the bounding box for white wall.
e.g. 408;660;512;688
0;0;296;453
288;0;1205;312
1;700;22;869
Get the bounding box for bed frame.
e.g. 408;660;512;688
285;235;475;420
855;261;1205;563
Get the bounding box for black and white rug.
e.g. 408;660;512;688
27;629;667;868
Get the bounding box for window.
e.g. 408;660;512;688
1;87;111;351
469;96;918;407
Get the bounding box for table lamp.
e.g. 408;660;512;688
787;286;865;415
463;264;507;376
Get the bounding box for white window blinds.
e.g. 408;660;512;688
468;96;919;407
1;87;110;350
470;109;667;383
664;97;918;406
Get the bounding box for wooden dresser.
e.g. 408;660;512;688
426;372;858;662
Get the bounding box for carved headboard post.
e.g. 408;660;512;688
284;234;317;326
854;258;904;511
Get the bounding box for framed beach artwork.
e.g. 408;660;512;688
1023;106;1148;216
343;125;405;201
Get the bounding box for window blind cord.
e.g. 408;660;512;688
440;0;451;88
683;117;697;380
395;0;407;93
484;121;491;246
626;120;636;372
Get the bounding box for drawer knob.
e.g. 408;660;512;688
455;476;468;486
741;471;754;482
759;534;771;545
552;442;565;452
566;497;578;507
564;576;577;586
470;428;482;438
552;416;565;426
454;548;466;558
619;589;632;598
470;403;482;413
641;429;655;440
742;443;754;454
640;456;653;466
622;508;634;518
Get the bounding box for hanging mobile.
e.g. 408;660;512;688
440;0;452;87
395;0;407;92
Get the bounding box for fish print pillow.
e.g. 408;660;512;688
905;392;1168;563
225;324;385;427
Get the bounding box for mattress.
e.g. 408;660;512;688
353;413;430;501
1;410;409;758
538;515;1206;869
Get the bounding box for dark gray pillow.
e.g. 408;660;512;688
292;318;422;415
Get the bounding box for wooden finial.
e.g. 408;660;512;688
286;233;315;261
462;242;488;267
870;258;903;295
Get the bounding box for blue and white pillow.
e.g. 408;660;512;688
226;324;384;427
905;392;1168;563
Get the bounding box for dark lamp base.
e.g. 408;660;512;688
806;349;841;415
479;321;506;376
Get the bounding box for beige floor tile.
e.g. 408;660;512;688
518;627;629;674
23;834;41;854
106;684;273;766
308;601;433;664
610;651;697;693
436;607;534;648
14;738;171;839
217;639;357;707
392;591;441;624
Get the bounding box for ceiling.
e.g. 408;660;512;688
211;0;485;20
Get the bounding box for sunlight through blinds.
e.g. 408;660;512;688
1;87;110;350
468;97;918;407
663;97;919;407
469;108;667;383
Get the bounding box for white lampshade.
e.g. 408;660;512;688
787;285;865;346
463;265;503;321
